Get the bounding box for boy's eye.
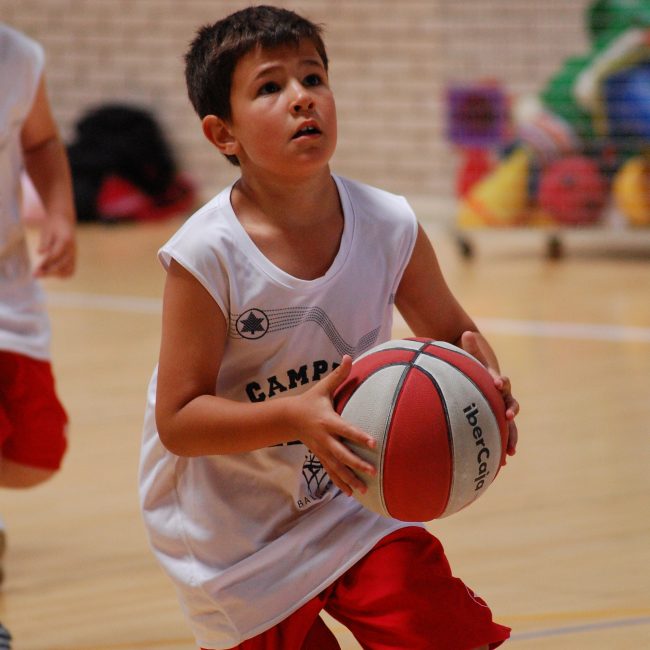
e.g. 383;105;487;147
303;74;323;87
258;81;280;95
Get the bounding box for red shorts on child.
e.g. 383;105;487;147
214;526;510;650
0;350;68;470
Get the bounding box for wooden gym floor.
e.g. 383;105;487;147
0;217;648;649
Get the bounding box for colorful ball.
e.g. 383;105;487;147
538;156;608;226
334;338;508;522
612;157;650;226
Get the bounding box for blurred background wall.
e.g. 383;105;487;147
2;0;591;216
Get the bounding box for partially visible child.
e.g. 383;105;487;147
139;6;519;649
0;21;77;619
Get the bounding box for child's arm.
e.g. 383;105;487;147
155;259;377;496
395;224;519;455
21;75;76;278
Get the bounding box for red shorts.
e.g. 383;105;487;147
0;350;68;470
213;526;510;650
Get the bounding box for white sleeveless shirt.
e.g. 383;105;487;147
0;24;50;360
139;175;420;648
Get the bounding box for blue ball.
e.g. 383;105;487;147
604;61;650;145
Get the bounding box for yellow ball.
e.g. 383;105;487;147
613;157;650;226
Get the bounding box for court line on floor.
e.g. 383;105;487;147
477;317;650;343
48;616;650;649
511;615;650;641
52;640;192;650
46;291;162;314
46;291;650;343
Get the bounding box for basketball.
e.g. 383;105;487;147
333;338;509;522
537;155;608;226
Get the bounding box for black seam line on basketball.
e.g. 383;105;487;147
415;352;503;463
341;361;419;396
421;342;475;362
410;364;455;512
415;358;503;508
340;361;411;515
356;340;427;362
410;339;431;365
378;364;411;516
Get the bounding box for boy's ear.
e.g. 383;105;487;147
202;115;239;156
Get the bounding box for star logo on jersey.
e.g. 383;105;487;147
236;308;269;339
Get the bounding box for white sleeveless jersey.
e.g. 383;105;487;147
139;175;420;648
0;24;50;360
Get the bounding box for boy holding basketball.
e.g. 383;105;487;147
139;5;519;649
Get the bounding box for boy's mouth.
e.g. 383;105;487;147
292;123;322;139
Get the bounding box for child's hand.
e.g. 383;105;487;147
461;331;519;457
33;214;76;278
295;355;377;497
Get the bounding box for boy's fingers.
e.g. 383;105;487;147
322;355;353;395
507;421;518;456
339;420;376;450
327;453;372;495
505;394;519;418
37;229;52;253
330;425;376;474
34;251;72;277
461;331;491;370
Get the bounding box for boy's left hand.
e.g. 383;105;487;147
460;331;519;457
34;214;76;278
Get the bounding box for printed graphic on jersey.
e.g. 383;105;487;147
230;306;380;357
302;451;330;500
235;309;270;339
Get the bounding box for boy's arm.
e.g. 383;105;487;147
155;259;377;495
394;224;518;455
21;75;76;278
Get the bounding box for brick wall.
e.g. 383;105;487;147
2;0;591;217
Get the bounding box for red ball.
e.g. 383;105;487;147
334;338;508;522
538;156;608;226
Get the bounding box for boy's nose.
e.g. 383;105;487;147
292;96;314;113
293;100;314;113
291;86;314;113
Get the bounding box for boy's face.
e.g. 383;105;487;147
221;39;337;177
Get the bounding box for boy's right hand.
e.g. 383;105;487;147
295;355;376;497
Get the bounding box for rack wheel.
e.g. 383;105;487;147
547;234;563;259
457;234;474;259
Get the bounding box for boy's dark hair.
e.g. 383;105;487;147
184;5;328;166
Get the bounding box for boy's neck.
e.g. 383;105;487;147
229;167;344;281
232;167;339;230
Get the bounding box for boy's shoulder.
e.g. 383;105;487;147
0;23;43;66
334;174;415;223
173;183;234;233
161;181;256;260
336;174;405;201
0;24;44;109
